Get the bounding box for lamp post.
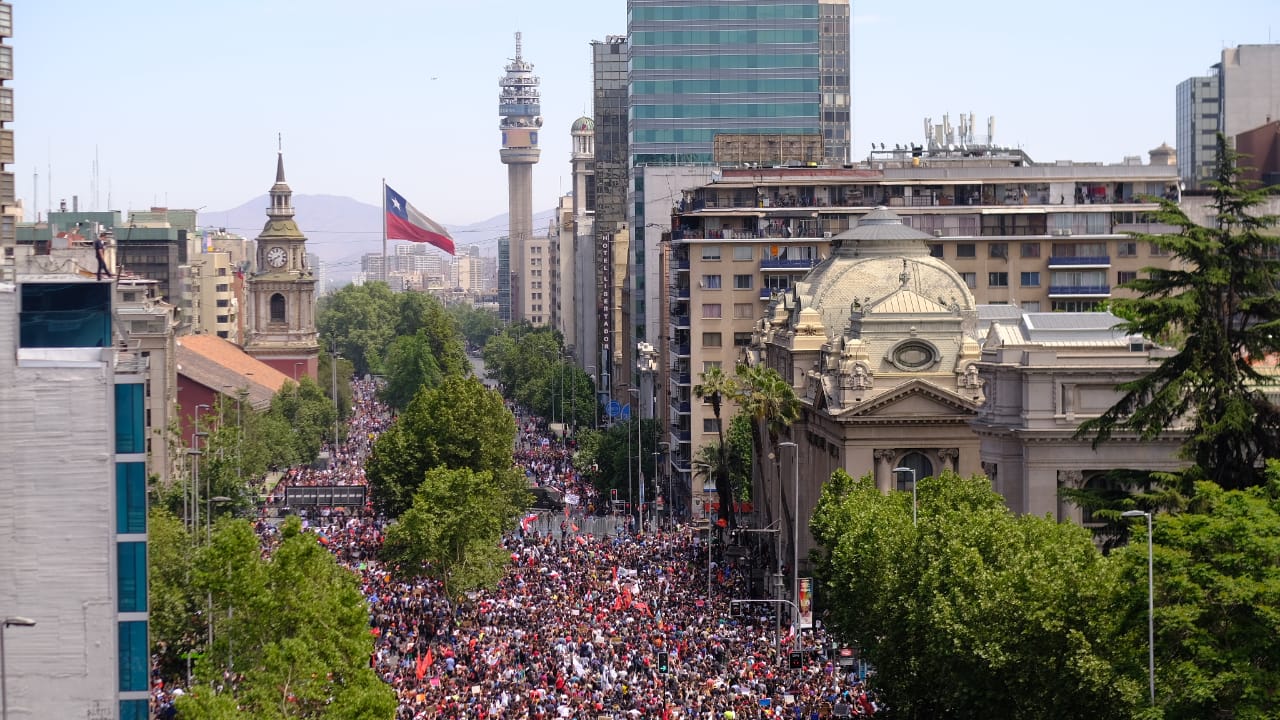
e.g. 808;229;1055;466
893;466;918;526
1122;509;1155;707
778;441;800;646
1;617;35;720
587;365;597;429
192;403;211;536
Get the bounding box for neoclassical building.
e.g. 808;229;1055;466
754;207;987;566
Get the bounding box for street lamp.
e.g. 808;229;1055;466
587;365;597;429
1122;509;1155;707
192;403;211;536
893;466;918;526
1;616;35;720
778;441;800;647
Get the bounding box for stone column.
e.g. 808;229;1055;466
873;449;895;493
938;448;959;474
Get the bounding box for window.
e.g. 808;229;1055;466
702;361;722;372
960;272;977;289
733;331;753;346
1117;241;1138;257
896;452;934;489
702;332;722;347
733;303;755;319
215;283;229;292
1020;271;1040;287
956;243;976;258
702;246;722;260
1117;270;1138;285
701;275;722;289
114;384;145;454
891;341;938;371
1020;242;1041;258
928;244;943;258
216;298;229;308
119;621;149;692
733;274;753;289
118;542;147;612
701;303;722;318
1022;301;1041;312
989;243;1008;259
733;246;753;261
703;418;721;433
988;272;1009;287
269;293;286;322
1151;243;1171;257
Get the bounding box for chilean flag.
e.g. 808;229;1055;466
385;183;456;255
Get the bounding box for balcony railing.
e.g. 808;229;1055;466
676;430;692;442
676;372;691;385
1048;285;1111;296
674;287;690;299
674;315;690;328
760;257;818;270
670;400;691;414
674;259;690;270
1048;256;1111;267
674;344;690;356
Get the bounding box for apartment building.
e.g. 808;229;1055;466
664;147;1184;508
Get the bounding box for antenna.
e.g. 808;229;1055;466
514;31;522;60
278;132;282;152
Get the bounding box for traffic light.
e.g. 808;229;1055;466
788;651;803;669
657;651;669;673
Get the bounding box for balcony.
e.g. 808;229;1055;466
674;344;690;357
675;429;692;442
676;372;691;385
674;259;690;270
760;257;818;271
674;287;690;299
674;315;690;329
1048;285;1111;298
671;399;692;414
759;287;780;300
1047;256;1110;269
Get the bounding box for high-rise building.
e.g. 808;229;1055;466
625;0;850;401
499;32;542;325
1177;44;1280;190
0;3;12;249
592;35;629;401
568;117;598;372
1176;73;1220;189
1;243;153;719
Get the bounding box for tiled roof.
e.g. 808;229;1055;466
175;334;291;410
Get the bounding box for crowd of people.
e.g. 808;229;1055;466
163;374;881;718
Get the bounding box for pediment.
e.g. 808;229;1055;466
838;378;978;419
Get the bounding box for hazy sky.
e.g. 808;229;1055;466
15;1;1277;226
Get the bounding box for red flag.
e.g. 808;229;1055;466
385;184;456;255
415;651;427;680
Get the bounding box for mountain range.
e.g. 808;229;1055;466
204;194;557;287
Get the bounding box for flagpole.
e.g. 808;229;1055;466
381;178;388;285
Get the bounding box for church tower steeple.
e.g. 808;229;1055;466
244;148;319;380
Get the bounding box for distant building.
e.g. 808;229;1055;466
1178;44;1280;190
592;35;629;401
1235;119;1280;188
0;3;12;248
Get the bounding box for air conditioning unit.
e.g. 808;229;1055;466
823;231;833;239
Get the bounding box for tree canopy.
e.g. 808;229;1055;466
1080;134;1280;490
365;375;517;517
811;470;1140;719
318;283;467;379
173;516;396;719
481;323;595;429
381;466;527;599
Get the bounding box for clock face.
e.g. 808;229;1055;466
267;246;288;268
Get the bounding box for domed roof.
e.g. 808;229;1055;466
572;116;595;133
793;207;974;335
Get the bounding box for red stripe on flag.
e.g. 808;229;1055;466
386;211;456;255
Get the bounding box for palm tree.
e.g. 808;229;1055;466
694;366;737;528
733;364;801;550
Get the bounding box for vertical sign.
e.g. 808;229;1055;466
797;577;814;629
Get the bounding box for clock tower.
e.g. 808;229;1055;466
244;152;319;380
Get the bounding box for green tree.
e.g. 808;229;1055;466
176;517;396;719
268;377;338;464
694;366;736;525
1109;472;1280;719
380;331;445;411
446;303;503;350
394;291;468;378
1079;134;1280;490
732;364;800;531
317;283;398;376
586;419;659;509
811;470;1139;719
366;375;517;517
381;466;526;600
148;507;200;681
